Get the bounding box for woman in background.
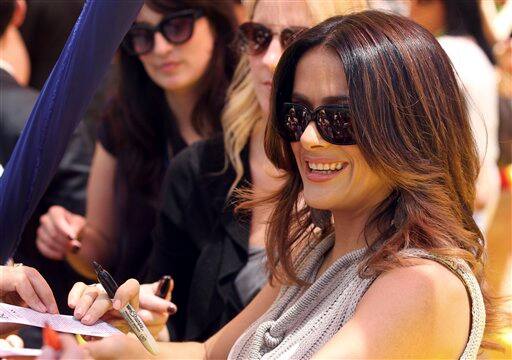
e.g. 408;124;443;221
34;0;239;282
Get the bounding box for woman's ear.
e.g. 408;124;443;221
11;0;27;28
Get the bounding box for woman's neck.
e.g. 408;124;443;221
165;88;202;145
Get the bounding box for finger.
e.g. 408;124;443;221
5;334;24;348
81;294;112;325
36;228;65;253
68;282;88;309
36;237;65;260
48;206;76;238
113;278;140;311
25;267;59;314
39;215;69;248
139;291;177;314
14;272;47;313
73;287;100;320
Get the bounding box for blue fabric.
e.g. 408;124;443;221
0;0;143;263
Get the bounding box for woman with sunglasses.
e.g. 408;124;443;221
68;10;501;359
34;1;238;281
67;0;366;343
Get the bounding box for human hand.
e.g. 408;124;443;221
36;206;85;260
83;333;153;359
38;334;92;360
68;280;176;337
0;265;58;335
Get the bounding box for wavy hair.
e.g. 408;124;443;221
263;11;504;349
222;0;367;195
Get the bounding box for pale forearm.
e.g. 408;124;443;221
155;341;206;359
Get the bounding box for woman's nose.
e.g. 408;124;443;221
262;36;282;73
300;121;329;150
152;32;173;55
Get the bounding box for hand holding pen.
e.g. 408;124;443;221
92;262;159;355
68;274;176;341
36;205;85;260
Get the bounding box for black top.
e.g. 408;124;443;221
145;135;251;341
0;69;39;164
97;120;187;282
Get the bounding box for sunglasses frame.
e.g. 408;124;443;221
122;8;204;56
238;22;308;55
279;102;356;145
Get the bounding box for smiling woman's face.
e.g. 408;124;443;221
290;46;392;212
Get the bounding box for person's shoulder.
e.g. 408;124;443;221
0;71;38;106
367;257;469;306
355;257;471;354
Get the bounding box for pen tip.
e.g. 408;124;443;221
92;261;102;273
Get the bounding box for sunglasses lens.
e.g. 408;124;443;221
280;103;356;145
280;27;307;48
239;22;271;55
317;107;356;145
162;15;195;44
281;103;308;142
125;28;153;55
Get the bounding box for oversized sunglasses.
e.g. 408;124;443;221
238;22;307;55
279;102;356;145
122;9;204;56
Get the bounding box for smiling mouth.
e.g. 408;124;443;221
306;161;348;177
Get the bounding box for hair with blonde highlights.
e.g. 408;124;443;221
263;11;504;349
222;0;367;195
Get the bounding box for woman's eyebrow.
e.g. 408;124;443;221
291;93;313;108
322;95;350;104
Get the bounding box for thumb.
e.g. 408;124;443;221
113;279;140;311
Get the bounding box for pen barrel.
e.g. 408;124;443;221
119;304;159;355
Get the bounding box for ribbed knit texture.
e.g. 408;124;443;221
228;234;485;359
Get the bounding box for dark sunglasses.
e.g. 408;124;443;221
238;22;307;55
122;9;204;56
279;102;356;145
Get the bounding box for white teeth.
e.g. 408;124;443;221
307;161;344;171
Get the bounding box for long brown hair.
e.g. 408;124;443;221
105;0;238;199
260;10;503;348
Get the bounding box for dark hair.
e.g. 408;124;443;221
259;10;502;349
0;0;15;37
104;0;238;198
442;0;495;64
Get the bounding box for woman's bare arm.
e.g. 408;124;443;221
66;142;118;278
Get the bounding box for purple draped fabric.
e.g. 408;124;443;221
0;0;143;262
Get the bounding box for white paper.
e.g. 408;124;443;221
0;347;42;357
0;303;121;337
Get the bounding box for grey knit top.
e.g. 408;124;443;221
228;234;485;360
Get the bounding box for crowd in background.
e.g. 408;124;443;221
0;0;511;357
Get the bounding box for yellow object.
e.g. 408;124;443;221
75;334;87;345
